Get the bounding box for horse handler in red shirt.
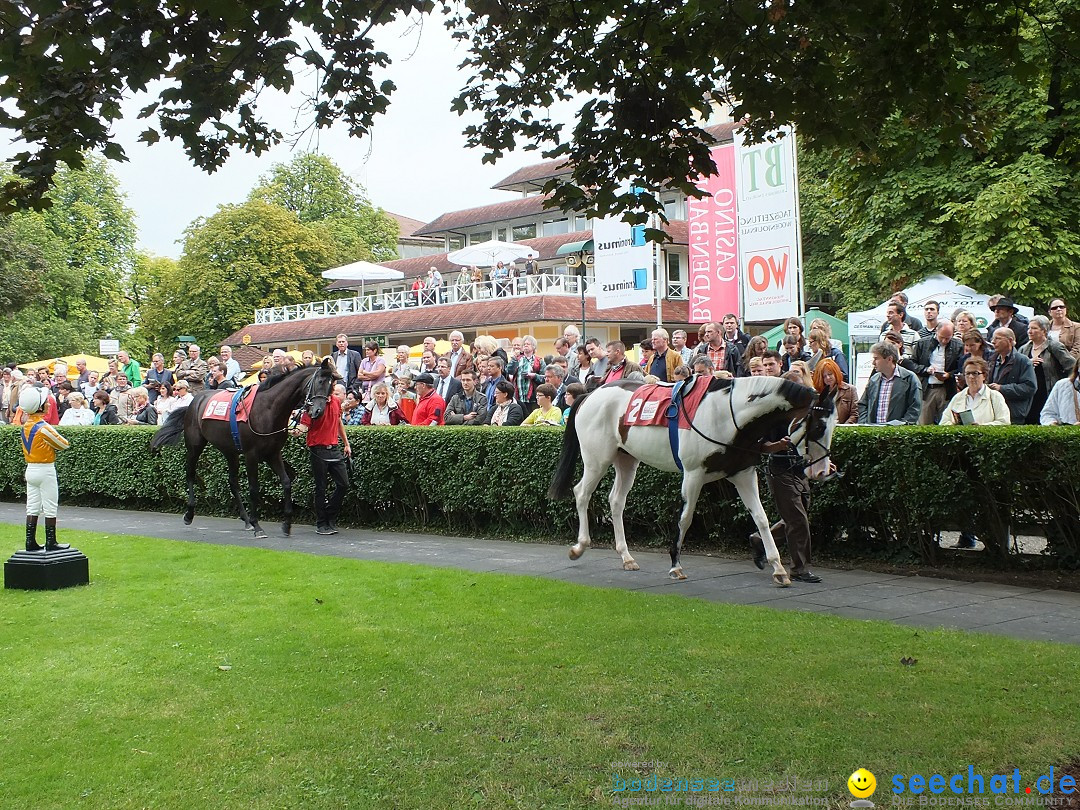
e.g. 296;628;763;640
296;382;352;536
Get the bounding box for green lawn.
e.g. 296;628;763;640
1;528;1077;809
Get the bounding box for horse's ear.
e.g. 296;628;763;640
321;357;333;371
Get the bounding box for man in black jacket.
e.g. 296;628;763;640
910;319;963;425
988;328;1037;423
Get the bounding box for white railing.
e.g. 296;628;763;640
255;272;593;324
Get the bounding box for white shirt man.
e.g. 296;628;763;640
672;330;693;363
219;345;243;383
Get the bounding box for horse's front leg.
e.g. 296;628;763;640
568;461;607;561
730;468;790;587
184;440;206;525
246;457;267;539
225;452;252;530
610;453;641;571
268;453;293;536
669;469;706;580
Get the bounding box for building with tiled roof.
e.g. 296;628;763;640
226;123;737;358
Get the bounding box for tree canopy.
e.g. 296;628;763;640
0;156;136;362
249;153;399;264
800;11;1080;313
138;199;334;349
2;0;1075;224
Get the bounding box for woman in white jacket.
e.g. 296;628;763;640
58;392;96;426
1040;365;1080;425
940;357;1010;426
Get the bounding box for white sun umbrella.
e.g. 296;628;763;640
321;260;405;301
446;240;534;267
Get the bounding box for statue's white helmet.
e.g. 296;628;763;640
18;385;49;415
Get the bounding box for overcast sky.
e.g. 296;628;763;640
4;13;539;259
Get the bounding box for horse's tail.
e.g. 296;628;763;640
149;407;189;452
548;393;587;500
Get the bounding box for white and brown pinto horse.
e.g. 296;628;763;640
548;375;837;585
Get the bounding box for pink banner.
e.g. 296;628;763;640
687;144;739;323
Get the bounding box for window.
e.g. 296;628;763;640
662;194;685;221
511;223;537;241
574;214;589;231
447;235;464;251
497;228;507;241
541;218;570;237
469;230;492;245
667;252;683;283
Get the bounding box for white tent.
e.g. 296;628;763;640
846;274;1036;395
847;274;1035;344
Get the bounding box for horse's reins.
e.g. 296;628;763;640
243;371;330;437
676;378;832;471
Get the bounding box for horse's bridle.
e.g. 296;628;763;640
677;378;834;473
245;369;335;437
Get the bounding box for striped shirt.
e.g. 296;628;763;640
875;372;897;424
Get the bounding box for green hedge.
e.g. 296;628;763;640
1;425;1077;569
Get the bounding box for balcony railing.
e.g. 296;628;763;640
254;271;691;324
255;272;594;324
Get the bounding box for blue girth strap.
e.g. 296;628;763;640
229;387;248;451
666;379;687;472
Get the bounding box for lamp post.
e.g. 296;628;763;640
565;250;594;339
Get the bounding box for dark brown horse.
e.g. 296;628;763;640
150;360;339;538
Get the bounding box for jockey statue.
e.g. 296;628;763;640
19;384;70;552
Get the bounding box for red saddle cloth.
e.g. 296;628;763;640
622;378;711;428
201;386;258;422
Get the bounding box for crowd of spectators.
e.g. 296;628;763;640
3;293;1076;436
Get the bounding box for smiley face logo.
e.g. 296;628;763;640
848;768;876;798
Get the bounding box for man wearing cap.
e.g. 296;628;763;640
985;297;1029;346
296;378;351;535
19;385;71;552
409;373;446;426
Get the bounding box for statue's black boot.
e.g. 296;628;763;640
44;518;68;551
25;516;43;552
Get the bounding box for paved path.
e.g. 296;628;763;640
4;503;1079;646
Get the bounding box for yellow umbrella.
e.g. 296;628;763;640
410;339;452;360
18;354;111;379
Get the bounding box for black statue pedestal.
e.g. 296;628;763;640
4;547;89;590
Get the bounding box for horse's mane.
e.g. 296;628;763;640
257;364;319;392
708;374;814;408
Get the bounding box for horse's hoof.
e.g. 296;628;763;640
282;524;291;537
183;512;194;525
253;529;268;540
623;560;640;571
243;523;252;531
669;568;687;581
774;574;791;587
568;546;583;560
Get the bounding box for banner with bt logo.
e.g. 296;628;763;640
687;126;802;323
